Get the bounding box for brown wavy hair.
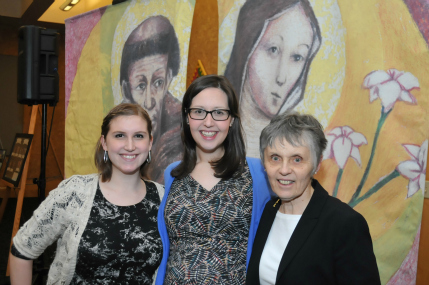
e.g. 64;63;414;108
171;75;246;179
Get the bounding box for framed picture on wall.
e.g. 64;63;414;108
2;134;33;187
0;149;6;170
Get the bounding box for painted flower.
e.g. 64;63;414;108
363;69;419;112
323;126;368;169
397;140;428;198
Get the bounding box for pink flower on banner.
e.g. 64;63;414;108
363;69;419;112
323;126;368;169
397;140;428;198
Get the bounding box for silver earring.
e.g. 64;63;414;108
146;150;152;164
103;150;109;163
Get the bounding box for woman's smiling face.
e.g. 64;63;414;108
247;3;314;118
101;115;152;177
263;138;314;204
188;87;233;158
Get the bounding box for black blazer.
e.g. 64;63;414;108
246;179;380;285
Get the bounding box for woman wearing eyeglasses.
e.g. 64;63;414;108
155;75;272;284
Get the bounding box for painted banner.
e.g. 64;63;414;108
65;0;195;182
219;0;429;284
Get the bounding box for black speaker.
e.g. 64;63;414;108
17;26;59;106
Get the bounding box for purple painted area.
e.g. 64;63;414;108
387;225;420;285
403;0;429;45
65;7;106;115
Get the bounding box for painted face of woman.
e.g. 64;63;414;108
247;3;314;118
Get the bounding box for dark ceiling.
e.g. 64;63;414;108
0;0;65;34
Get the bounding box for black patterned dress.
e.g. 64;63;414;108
70;181;162;284
164;165;253;284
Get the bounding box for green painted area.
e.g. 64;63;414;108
99;3;129;114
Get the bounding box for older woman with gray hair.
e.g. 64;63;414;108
246;111;380;285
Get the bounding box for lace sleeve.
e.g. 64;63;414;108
12;176;86;259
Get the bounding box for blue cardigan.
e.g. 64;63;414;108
155;157;272;284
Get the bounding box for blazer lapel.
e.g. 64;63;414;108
276;180;329;283
247;198;280;283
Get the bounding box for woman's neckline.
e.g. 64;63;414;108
188;173;223;192
98;179;148;207
276;211;302;218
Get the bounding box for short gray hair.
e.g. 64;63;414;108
259;111;327;174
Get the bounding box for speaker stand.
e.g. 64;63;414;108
32;103;49;285
34;104;47;206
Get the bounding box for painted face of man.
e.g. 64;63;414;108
127;54;172;136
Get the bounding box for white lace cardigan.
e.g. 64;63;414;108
13;173;165;285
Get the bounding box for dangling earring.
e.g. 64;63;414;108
146;150;152;164
104;150;109;163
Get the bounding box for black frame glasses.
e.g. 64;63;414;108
187;108;231;121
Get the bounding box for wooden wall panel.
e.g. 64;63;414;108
186;0;219;87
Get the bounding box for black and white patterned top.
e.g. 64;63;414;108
164;165;253;285
70;180;162;284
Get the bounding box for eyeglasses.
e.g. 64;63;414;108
187;108;231;121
